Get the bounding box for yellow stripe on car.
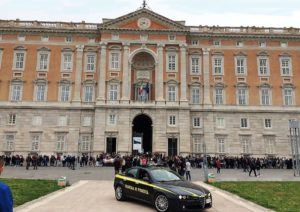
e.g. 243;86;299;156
180;188;206;198
115;174;176;195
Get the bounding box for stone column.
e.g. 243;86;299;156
121;43;130;103
72;44;84;103
180;44;188;103
156;43;164;101
203;48;211;105
97;42;107;104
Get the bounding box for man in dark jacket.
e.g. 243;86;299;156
249;158;257;177
0;156;13;212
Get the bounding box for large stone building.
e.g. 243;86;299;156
0;6;298;157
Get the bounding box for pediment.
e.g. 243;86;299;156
99;8;187;32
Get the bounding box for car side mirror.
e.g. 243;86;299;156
143;176;151;183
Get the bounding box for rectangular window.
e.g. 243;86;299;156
191;40;198;45
169;35;176;41
15;52;25;69
215;88;224;105
82;116;92;127
86;55;95;71
36;84;46;101
4;134;14;151
11;84;22;101
168;86;176;101
193;117;201;127
80;135;90;151
8;114;16;125
261;88;270;105
169;115;176;126
191;57;200;74
56;134;66;152
258;58;269;75
236;57;246;75
193;135;203;153
32;116;42;126
84;86;94;102
240;118;249;128
31;135;40;151
60;85;70;102
63;54;72;71
238;88;247;105
191;87;200;104
111;53;119;70
213;40;221;46
39;53;49;70
240;136;251;154
216;117;225;128
109;84;118;100
259;41;266;47
284;88;293;105
168;55;176;71
217;137;225;153
41;35;49;42
213;57;223;75
65;36;72;42
236;41;243;47
281;58;291;76
58;116;68;126
281;41;288;47
265;136;275;154
109;114;116;125
264;119;272;128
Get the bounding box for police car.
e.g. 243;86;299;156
114;166;212;212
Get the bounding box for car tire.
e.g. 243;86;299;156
115;185;126;201
154;194;169;212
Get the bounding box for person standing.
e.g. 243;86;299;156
185;160;191;181
216;158;221;174
25;154;31;170
0;156;13;212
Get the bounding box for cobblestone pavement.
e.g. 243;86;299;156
1;166;299;184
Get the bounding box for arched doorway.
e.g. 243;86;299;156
132;114;152;154
131;52;155;102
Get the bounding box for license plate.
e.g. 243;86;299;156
206;198;211;204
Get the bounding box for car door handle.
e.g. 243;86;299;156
135;182;139;185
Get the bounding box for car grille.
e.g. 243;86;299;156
185;197;205;209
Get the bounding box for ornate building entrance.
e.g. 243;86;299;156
132;114;153;153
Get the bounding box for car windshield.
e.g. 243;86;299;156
150;169;182;182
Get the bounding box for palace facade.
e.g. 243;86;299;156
0;7;299;157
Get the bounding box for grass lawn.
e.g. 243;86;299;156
211;182;300;212
0;178;62;207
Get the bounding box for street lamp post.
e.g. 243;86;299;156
77;139;80;170
203;141;208;182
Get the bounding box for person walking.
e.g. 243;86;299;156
185;160;192;181
0;156;13;212
249;158;257;177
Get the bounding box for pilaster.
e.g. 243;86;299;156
203;48;212;106
97;42;107;104
180;44;188;105
121;42;130;103
156;43;165;102
72;44;84;104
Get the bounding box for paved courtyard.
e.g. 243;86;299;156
2;166;296;212
1;166;299;184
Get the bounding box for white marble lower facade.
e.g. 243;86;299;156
0;104;295;157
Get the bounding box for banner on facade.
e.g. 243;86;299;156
133;137;142;153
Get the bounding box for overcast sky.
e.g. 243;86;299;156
0;0;300;28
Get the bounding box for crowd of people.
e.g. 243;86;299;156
1;153;294;178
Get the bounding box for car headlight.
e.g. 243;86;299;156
178;195;188;200
206;193;211;198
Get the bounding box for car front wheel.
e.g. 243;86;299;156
115;185;126;201
154;194;169;212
